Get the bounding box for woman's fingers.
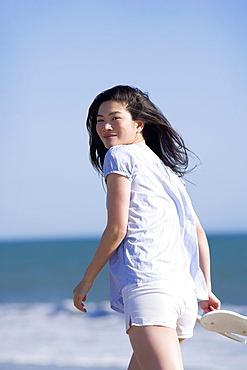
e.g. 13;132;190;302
73;292;87;312
199;291;221;313
73;279;93;312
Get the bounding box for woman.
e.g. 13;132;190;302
73;85;220;370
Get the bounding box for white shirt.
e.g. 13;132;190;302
103;142;208;313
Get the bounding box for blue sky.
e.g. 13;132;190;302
1;0;247;240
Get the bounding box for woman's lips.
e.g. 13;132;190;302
103;134;117;139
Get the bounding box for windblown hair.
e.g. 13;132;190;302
86;85;191;177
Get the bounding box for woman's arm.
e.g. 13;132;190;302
195;213;221;312
73;173;131;312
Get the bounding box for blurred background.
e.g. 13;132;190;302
0;1;247;369
1;0;246;241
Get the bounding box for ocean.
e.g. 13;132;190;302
0;235;247;370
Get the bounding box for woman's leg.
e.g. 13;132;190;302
128;325;184;370
127;353;142;370
128;336;186;370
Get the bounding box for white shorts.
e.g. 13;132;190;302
122;280;198;338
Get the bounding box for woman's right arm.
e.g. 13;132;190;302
73;173;131;312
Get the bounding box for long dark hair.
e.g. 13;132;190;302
86;85;191;177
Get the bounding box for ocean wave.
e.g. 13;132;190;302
0;301;247;369
0;300;130;368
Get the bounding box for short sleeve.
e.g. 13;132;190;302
103;145;139;181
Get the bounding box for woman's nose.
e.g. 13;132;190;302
103;122;112;130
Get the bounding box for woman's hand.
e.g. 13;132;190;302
73;279;94;312
199;291;221;313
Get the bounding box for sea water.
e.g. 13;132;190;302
0;236;247;370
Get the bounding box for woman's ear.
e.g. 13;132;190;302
136;121;145;132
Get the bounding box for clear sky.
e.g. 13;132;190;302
1;0;247;240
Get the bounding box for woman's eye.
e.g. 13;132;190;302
97;119;104;123
112;116;121;121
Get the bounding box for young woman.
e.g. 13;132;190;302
73;85;220;370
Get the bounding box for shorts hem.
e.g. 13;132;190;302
177;333;193;339
126;315;176;333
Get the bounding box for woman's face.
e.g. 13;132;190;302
96;101;144;149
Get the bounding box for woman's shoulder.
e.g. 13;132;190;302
106;143;143;160
103;145;140;179
106;144;128;155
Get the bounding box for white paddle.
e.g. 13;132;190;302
197;310;247;343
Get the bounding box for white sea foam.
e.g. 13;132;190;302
0;301;246;369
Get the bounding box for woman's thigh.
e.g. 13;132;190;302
128;325;184;370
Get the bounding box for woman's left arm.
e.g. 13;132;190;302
73;173;131;312
195;213;221;312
